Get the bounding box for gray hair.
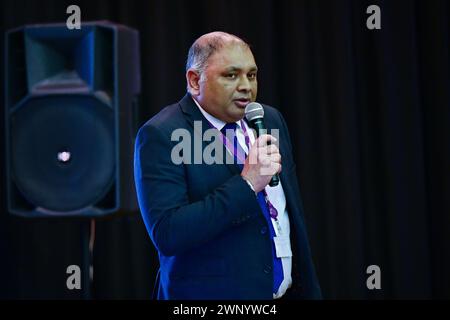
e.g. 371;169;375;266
186;32;249;93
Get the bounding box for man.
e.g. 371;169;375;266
134;32;321;300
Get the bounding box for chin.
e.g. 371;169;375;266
231;114;245;122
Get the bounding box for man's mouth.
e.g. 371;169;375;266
233;98;250;108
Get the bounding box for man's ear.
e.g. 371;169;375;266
186;69;201;96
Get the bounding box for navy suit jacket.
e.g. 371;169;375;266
134;94;322;299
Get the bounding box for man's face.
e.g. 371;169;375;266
193;43;258;123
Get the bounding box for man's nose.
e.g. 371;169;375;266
237;76;251;92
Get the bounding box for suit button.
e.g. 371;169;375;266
260;227;268;234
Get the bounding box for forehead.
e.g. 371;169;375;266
207;43;257;71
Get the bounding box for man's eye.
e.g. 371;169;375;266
248;73;257;79
226;74;237;79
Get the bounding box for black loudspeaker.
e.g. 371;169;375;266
5;21;141;217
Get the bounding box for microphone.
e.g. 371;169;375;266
245;102;280;187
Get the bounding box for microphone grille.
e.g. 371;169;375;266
245;102;264;121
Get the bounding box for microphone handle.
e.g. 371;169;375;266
252;119;280;187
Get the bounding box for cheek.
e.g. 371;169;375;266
224;84;235;95
215;82;234;99
252;82;258;95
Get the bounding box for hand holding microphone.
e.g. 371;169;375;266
241;102;281;192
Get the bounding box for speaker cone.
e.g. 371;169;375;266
10;95;115;212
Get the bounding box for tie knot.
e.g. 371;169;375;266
221;122;238;134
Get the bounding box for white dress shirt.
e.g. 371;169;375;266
193;97;293;299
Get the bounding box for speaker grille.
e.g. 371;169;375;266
10;95;115;212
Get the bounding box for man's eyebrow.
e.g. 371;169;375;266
224;66;258;72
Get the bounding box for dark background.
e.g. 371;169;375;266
1;0;449;299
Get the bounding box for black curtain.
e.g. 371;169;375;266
1;0;449;299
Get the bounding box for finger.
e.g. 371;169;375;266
266;144;279;155
257;144;279;156
276;163;282;174
256;134;278;148
271;162;282;174
270;153;281;164
257;152;272;166
261;162;281;176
